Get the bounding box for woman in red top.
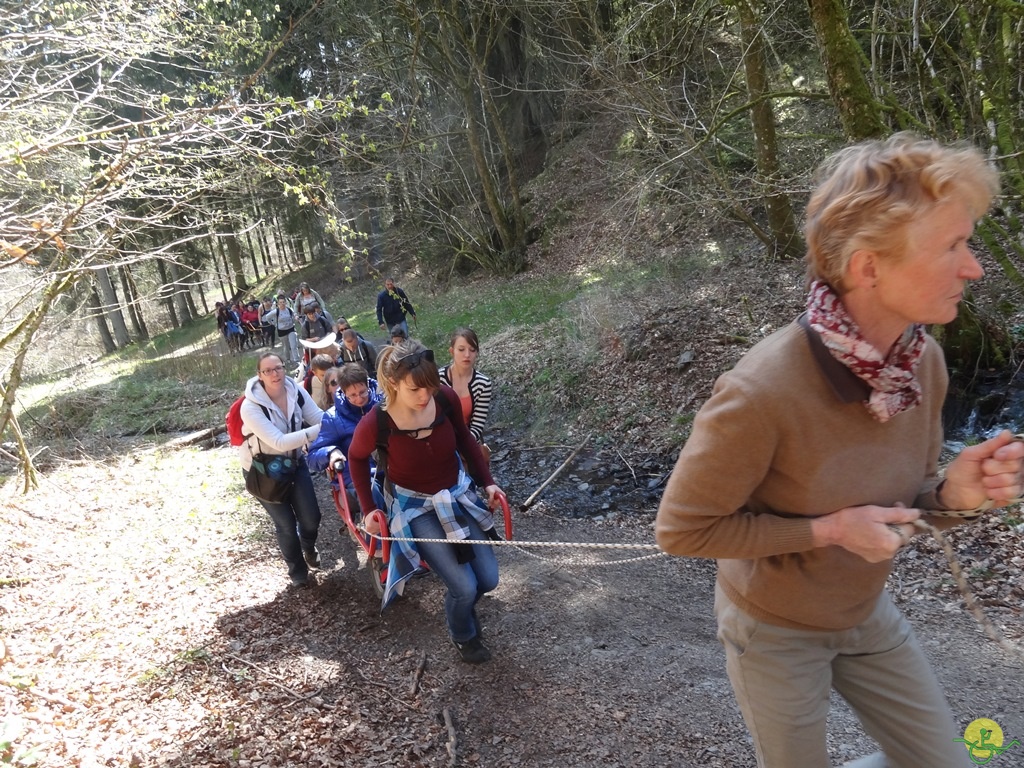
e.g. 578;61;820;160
348;340;503;664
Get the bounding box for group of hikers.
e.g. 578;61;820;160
216;277;417;368
235;273;496;663
232;136;1024;767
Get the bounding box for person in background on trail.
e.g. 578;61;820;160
324;366;342;407
348;340;504;664
225;303;246;351
240;301;262;348
303;353;337;411
240;352;326;588
376;277;416;336
438;328;493;456
335;317;369;343
297;334;338;382
389;324;408;347
339;328;377;378
263;295;299;367
215;302;230;337
260;297;276;347
308;363;383;520
655;133;1024;768
293;281;327;316
301;304;333;343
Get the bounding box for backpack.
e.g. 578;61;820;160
373;391;454;493
225;389;306;447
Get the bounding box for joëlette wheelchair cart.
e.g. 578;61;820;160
328;460;513;597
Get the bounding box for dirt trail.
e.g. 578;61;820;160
3;436;1023;767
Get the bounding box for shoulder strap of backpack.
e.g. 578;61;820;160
374;404;390;454
373;404;393;495
242;403;271;443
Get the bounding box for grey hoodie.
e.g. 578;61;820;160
238;375;323;471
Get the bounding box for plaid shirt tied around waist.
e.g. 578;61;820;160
377;467;495;610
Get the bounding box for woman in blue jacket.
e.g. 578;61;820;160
307;363;383;513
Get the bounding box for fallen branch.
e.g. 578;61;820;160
522;435;590;510
615;448;637;485
165;425;225;449
222;653;309;701
442;706;458;768
351;666;420;711
409;650;427;696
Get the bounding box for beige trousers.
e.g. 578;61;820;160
715;584;971;768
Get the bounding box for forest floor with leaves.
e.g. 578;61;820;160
2;426;1024;768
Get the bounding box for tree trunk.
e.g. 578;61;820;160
807;0;887;140
734;0;802;259
193;271;209;315
270;216;288;267
184;280;201;319
118;264;149;341
251;197;274;269
95;266;131;347
243;225;261;281
219;226;249;293
88;285;117;353
167;259;194;324
155;259;180;329
210;234;230;302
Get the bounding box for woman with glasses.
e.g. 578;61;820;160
439;327;493;462
348;340;504;664
308;364;383;515
240;351;325;587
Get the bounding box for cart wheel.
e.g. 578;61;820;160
369;555;386;598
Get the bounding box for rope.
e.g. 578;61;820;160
508;544;668;567
911;517;1023;660
361;498;1023;654
366;535;660;550
360;530;668;567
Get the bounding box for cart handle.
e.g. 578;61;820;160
493;490;513;541
365;509;390;562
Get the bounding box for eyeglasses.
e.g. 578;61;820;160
344;386;369;403
260;365;285;375
395;348;434;371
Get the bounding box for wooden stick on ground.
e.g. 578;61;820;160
409;650;427;696
522;435;590;510
442;707;458;768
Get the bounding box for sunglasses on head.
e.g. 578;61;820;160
395;348;434;371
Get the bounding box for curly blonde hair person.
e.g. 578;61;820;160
805;132;998;293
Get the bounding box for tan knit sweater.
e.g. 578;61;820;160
655;319;950;631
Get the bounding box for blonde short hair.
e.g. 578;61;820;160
805;132;998;292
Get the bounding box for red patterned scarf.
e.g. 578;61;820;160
805;281;926;422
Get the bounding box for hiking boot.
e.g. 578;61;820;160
302;546;321;569
472;608;483;639
452;635;491;664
